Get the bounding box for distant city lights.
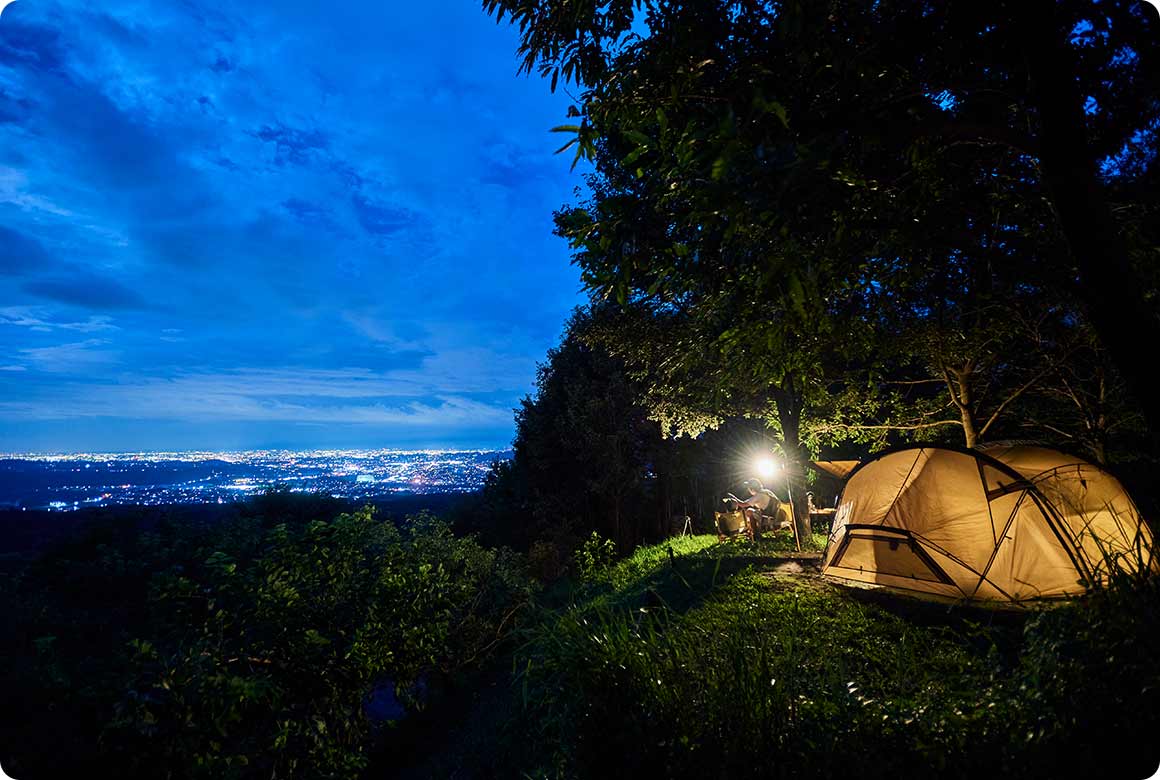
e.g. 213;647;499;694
0;448;511;510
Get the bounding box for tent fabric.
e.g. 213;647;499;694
821;445;1156;604
811;460;862;480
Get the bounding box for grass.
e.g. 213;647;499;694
579;532;825;596
499;534;1160;780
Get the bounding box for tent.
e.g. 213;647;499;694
821;445;1156;604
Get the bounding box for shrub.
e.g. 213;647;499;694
529;540;566;583
2;506;532;780
573;532;617;583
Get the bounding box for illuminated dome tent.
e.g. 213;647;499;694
821;445;1156;604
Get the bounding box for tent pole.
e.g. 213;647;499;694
787;479;801;552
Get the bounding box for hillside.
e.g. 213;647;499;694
394;532;1160;779
4;502;1158;780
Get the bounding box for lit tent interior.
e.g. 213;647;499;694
821;445;1156;604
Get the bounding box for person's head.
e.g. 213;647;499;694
743;478;763;495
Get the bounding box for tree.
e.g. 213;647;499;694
481;310;670;552
1018;313;1146;465
486;0;1160;433
577;274;863;540
808;140;1082;450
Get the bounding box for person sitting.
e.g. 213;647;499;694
725;479;778;540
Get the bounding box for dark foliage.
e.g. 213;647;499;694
0;493;531;779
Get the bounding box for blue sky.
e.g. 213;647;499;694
0;0;587;452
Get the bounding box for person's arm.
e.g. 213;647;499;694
743;493;773;513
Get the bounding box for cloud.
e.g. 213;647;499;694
281;197;336;230
18;337;116;372
0;86;34;124
0;366;513;426
350;193;415;237
0;167;76;217
252;122;330;166
23;271;148;310
0;225;54;275
0;13;69;74
0;306;117;331
340;310;429;349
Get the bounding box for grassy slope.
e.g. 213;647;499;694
389;533;1160;780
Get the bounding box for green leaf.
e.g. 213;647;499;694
623;130;652;147
305;629;331;646
623;147;647;167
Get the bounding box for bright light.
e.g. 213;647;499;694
754;457;779;480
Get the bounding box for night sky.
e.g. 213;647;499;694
0;0;586;453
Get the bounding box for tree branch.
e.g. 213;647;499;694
880;378;946;386
979;367;1052;439
813;419;962;433
942;365;967;411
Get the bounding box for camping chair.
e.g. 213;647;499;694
778;500;801;551
759;500;800;551
714;509;748;540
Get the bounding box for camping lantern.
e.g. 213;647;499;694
754;457;779;481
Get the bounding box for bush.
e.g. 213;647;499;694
529;540;566;583
573;532;618;584
1;506;533;780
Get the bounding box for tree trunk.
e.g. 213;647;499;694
957;379;979;449
1091;372;1109;466
1017;0;1160;436
944;364;979;448
773;380;813;543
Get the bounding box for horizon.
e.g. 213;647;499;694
0;0;585;453
0;444;513;509
0;444;515;459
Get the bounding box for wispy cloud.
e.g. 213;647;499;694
0;366;514;426
0;306;118;332
24;271;148;310
18;338;116;372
